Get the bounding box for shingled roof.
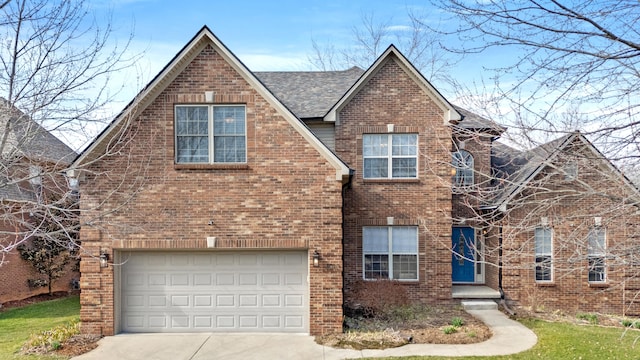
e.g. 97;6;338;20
255;68;503;133
254;67;365;119
0;99;76;201
487;133;576;209
0;99;76;165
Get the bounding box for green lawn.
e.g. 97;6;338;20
372;318;640;360
0;296;79;360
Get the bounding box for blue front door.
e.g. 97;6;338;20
452;227;475;283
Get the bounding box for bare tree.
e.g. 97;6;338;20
428;0;640;161
0;0;138;263
309;9;458;87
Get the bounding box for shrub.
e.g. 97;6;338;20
451;317;464;327
621;318;634;327
576;313;599;325
27;279;48;289
443;325;458;335
22;319;79;353
347;280;410;318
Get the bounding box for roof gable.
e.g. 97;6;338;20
323;45;462;124
73;26;350;181
489;132;640;210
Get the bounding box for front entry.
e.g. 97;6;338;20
452;227;476;283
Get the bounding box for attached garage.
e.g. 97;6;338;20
117;250;309;333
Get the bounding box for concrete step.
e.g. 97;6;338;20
461;300;498;311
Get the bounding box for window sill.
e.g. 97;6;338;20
588;282;609;288
174;163;250;171
535;282;556;287
362;178;420;184
363;278;419;283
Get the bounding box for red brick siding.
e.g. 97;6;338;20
78;44;344;336
336;57;453;305
498;143;640;316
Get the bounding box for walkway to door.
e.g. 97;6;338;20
452;285;501;299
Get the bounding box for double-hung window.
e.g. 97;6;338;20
363;134;418;179
363;226;418;280
534;227;553;282
175;105;246;164
588;227;606;283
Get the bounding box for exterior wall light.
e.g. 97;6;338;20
99;251;110;268
313;250;320;267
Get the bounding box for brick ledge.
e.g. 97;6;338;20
112;238;309;249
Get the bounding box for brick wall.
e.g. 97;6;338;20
336;56;454;305
0;242;78;304
498;141;640;316
78;43;344;336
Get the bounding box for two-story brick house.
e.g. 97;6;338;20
0;99;78;303
72;26;640;337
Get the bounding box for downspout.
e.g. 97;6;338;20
498;224;504;298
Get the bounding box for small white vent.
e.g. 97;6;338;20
206;237;216;248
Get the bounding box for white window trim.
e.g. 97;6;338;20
534;227;553;283
174;104;247;164
363;134;418;179
588;227;607;283
362;226;419;281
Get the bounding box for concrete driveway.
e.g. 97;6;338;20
73;309;537;360
73;333;358;360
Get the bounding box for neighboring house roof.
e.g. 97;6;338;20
254;67;365;119
73;26;351;182
0;98;76;165
0;99;75;202
487;132;640;210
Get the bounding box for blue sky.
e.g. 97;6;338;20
97;0;493;93
62;0;506;149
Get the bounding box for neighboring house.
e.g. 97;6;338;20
0;99;78;303
72;26;640;337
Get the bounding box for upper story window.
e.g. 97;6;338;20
363;134;418;179
175;105;246;164
534;227;553;282
588;226;606;283
452;150;474;186
363;226;418;280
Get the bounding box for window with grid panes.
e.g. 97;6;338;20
175;105;246;164
363;134;417;179
363;226;418;280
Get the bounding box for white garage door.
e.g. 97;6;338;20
119;251;308;333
